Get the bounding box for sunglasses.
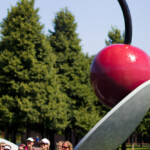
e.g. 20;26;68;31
62;146;69;149
27;141;33;143
40;143;47;145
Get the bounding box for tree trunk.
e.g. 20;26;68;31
121;141;126;150
10;127;17;143
140;132;143;147
4;127;10;140
65;127;70;140
70;129;74;144
74;132;80;145
26;123;30;138
131;134;134;150
49;130;55;150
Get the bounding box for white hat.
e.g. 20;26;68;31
41;138;50;145
4;146;11;150
27;137;34;142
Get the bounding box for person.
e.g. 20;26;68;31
18;144;26;150
62;141;73;150
56;141;64;150
4;145;11;150
40;138;50;150
0;142;6;150
26;137;35;150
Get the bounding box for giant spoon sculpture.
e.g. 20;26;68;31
74;0;150;150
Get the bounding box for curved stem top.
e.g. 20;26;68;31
118;0;132;44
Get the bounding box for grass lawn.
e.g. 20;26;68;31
118;144;150;150
126;148;150;150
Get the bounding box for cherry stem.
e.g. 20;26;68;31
118;0;132;45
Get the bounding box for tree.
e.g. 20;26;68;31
105;26;124;45
49;8;106;144
0;0;68;145
136;109;150;147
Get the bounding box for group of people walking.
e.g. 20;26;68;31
0;137;73;150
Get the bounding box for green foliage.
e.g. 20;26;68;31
1;0;149;143
49;8;106;137
136;109;150;136
105;26;124;45
0;0;68;138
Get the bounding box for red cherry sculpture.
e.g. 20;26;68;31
90;44;150;108
90;0;150;108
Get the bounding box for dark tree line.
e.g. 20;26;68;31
0;0;107;149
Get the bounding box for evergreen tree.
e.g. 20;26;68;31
136;109;150;145
105;26;124;45
49;8;105;142
0;0;68;144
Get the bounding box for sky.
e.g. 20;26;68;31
0;0;150;56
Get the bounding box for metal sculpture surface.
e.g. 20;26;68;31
74;80;150;150
74;0;150;149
